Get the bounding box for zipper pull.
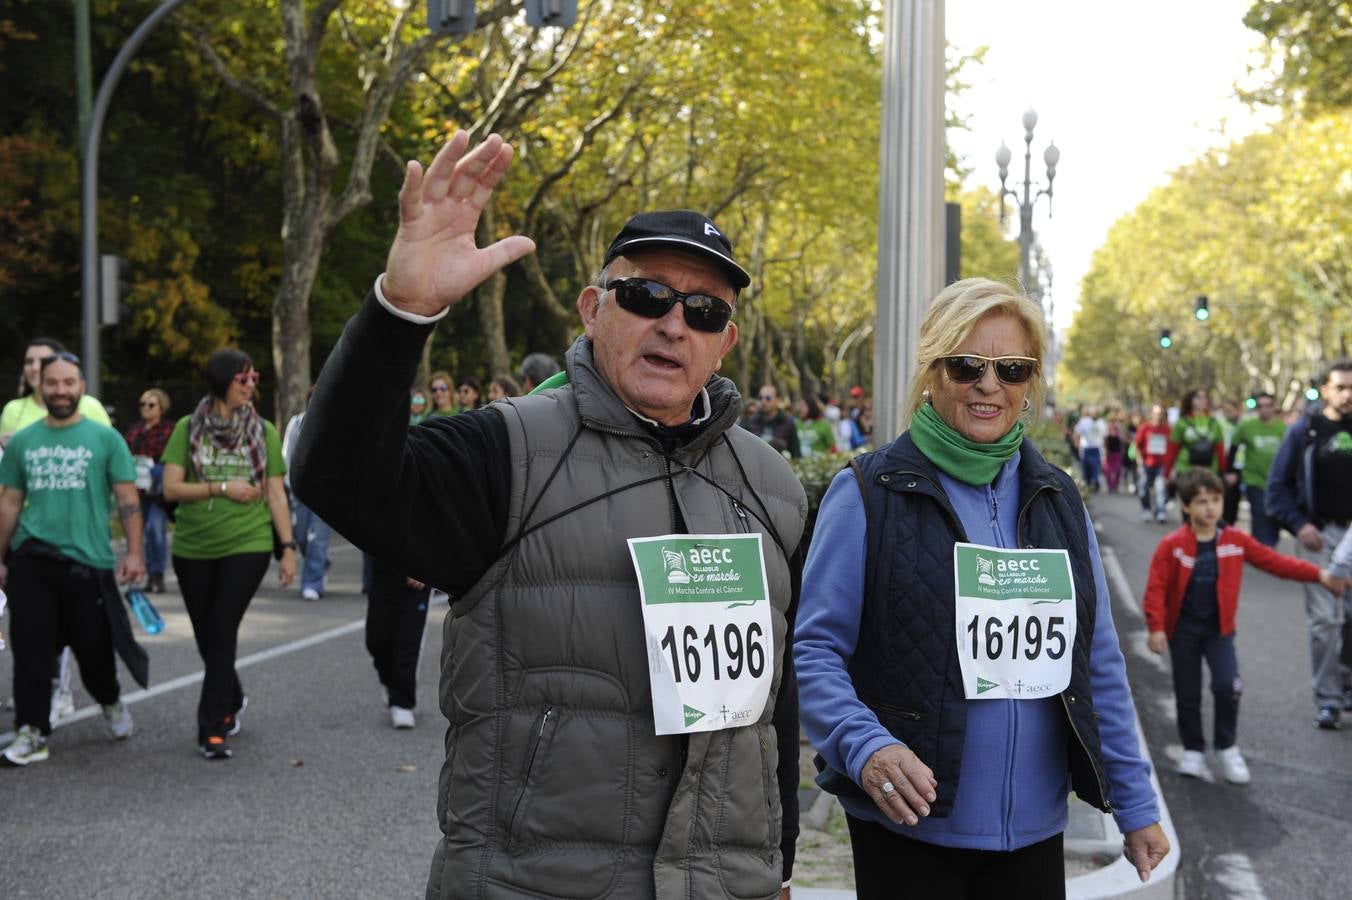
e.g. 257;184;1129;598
733;500;749;522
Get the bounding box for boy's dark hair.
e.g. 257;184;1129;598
1176;468;1224;505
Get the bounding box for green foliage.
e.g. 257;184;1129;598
790;447;866;516
1244;2;1352;112
1062;110;1352;409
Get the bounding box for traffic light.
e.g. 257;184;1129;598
1194;294;1210;321
428;0;474;35
1245;396;1257;410
526;0;577;27
1158;328;1172;349
1306;381;1321;401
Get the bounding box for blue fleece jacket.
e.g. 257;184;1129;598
795;451;1159;850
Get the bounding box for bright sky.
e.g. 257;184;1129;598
944;0;1279;332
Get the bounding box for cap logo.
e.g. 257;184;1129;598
703;222;721;237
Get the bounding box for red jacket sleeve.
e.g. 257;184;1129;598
1143;539;1173;633
1235;529;1320;582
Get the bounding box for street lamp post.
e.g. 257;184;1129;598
995;109;1059;304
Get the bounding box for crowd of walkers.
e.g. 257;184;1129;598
1;130;1349;900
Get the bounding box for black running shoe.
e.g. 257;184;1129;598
1315;705;1342;731
200;735;233;759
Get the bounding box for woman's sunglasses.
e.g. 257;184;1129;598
605;278;734;334
940;354;1039;385
233;370;261;386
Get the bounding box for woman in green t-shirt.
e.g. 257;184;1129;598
163;349;296;760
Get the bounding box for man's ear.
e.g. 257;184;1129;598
577;285;602;338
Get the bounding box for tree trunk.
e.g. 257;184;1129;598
476;206;511;378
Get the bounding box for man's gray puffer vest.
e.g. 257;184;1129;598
425;337;807;900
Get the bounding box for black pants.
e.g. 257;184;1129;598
846;814;1065;900
1169;618;1240;752
173;552;270;742
7;555;121;735
1223;478;1241;526
365;576;430;710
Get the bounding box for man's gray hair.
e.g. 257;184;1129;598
520;352;562;388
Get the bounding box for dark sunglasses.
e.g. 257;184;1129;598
605;278;734;334
233;370;261;386
139;400;158;408
431;384;450;393
940;354;1039;385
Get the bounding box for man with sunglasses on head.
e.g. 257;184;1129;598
293;133;806;900
0;353;148;767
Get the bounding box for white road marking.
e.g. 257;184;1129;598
0;618;365;745
1211;852;1269;899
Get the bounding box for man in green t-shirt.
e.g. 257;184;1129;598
0;353;146;767
1231;392;1289;546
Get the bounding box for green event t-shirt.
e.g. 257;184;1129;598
1170;415;1226;473
1;394;111;438
161;415;285;559
0;418;136;569
796;418;836;457
1231;417;1289;488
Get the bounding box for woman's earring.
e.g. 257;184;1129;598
1022;398;1031;412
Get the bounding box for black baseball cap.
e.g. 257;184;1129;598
603;210;750;290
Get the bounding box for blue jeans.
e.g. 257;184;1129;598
142;500;169;576
1080;447;1102;490
1243;485;1280;547
292;498;332;595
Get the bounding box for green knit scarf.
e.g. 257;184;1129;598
909;401;1024;486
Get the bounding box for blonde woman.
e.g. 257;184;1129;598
796;279;1169;897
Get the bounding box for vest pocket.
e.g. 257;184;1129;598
505;705;554;851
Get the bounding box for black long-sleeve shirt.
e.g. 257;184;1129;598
294;293;800;879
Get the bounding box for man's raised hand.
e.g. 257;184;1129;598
382;132;536;317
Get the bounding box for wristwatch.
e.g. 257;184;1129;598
280;540;298;551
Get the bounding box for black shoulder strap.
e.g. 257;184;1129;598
849;457;871;521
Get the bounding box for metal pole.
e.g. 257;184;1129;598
1017;127;1030;291
873;0;945;445
81;0;193;397
74;0;93;151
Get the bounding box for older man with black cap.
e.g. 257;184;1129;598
293;133;806;900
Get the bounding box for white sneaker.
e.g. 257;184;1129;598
0;725;49;767
301;587;321;601
1140;509;1153;522
1155;511;1168;524
101;700;133;740
1218;746;1250;784
1177;749;1210;779
389;706;416;729
51;687;76;721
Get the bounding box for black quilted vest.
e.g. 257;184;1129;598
815;432;1111;817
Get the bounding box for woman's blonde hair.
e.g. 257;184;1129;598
141;387;171;416
902;278;1047;427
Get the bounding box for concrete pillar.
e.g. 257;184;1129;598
872;0;946;445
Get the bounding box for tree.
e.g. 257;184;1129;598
1244;1;1352;112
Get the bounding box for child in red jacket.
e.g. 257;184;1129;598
1144;469;1347;783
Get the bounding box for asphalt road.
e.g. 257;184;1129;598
1092;488;1352;900
0;538;449;899
4;495;1351;899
